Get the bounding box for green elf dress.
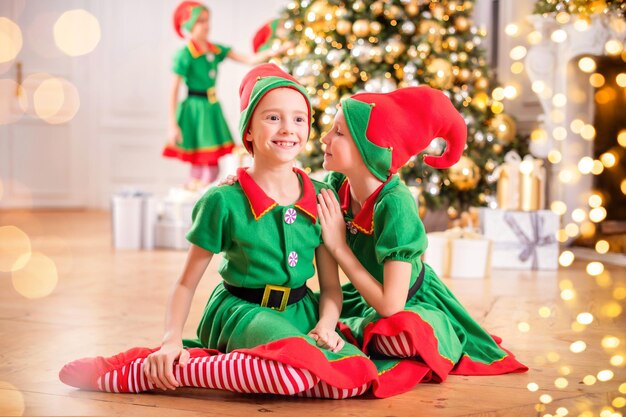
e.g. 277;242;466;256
162;39;235;165
326;87;528;397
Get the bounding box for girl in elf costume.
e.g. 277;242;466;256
316;87;528;396
164;2;290;190
59;64;379;399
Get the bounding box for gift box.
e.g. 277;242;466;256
479;208;559;270
111;190;157;250
160;187;200;224
494;151;546;211
424;228;492;279
154;220;191;250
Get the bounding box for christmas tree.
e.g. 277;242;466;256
268;0;529;216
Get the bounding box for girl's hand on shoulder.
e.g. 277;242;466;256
143;341;190;390
308;325;345;353
317;188;347;255
217;174;238;186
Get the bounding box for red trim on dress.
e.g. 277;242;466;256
162;143;234;166
236;337;378;390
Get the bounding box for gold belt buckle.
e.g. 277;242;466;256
261;284;291;312
207;87;217;103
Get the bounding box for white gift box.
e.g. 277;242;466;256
154;220;191;250
160;187;200;224
479;208;559;270
424;228;492;279
111;190;157;250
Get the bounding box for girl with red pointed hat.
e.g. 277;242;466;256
164;2;291;190
316;86;528;397
59;64;379;399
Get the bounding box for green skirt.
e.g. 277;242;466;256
338;263;528;396
163;97;234;165
183;283;378;393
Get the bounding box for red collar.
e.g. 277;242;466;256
187;40;219;58
237;167;317;223
338;177;391;235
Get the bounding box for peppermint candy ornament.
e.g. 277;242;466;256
284;208;297;224
288;251;298;267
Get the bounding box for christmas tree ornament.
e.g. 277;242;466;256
370;21;383;35
427;58;454;89
370;1;385;15
352;0;366;13
455;15;470;31
448;156;481;191
352;19;371;37
336;19;352;35
401;20;417;35
490;113;517;144
325;48;346;65
306;0;338;34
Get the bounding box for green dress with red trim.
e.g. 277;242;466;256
181;167;378;392
326;172;528;396
162;40;235;165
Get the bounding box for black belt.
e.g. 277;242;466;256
223;282;308;312
406;263;425;301
188;89;208;98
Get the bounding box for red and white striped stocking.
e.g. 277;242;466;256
296;381;370;399
369;333;419;358
97;350;318;396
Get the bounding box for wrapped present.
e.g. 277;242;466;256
494;151;546;211
154;220;190;250
424;227;492;279
479;208;559;270
160;187;200;225
111;189;157;250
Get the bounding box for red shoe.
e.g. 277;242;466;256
59;347;157;392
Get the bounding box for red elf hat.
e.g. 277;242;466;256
173;1;207;39
252;19;281;53
238;63;312;154
340;86;467;181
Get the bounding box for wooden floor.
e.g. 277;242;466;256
1;210;625;416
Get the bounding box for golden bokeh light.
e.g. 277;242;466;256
578;57;597;73
556;229;569;243
0;17;23;63
539;394;553;404
527;30;542;44
551;29;567;43
570;340;587;353
580;124;596;140
589;207;607;223
570;118;585;133
614;287;626;300
595;240;610;254
574;18;590;31
578;157;594;174
617;73;626;88
619;130;626;147
597;370;614;381
555;406;569;416
552;93;567;107
588;193;603;208
571;208;587;223
538;306;552;318
591;160;605;175
586;261;605;276
622;179;626;195
546;351;560;362
511;62;524;74
600;151;617;168
579;221;596;238
583;374;597;385
33;77;81;124
548;150;562;164
613;397;626;408
551;200;567;215
602;336;620;349
54;9;101;56
601;301;623;318
0;226;32;272
553;126;567;141
492;87;505;101
560;289;575;302
610;354;624;367
605;39;623;55
565;223;579;237
0;381;25;416
517;322;530;332
590;73;606;88
505;23;519;37
509;46;527;61
11;251;58;299
527;382;539;392
554;377;568;389
576;312;594;325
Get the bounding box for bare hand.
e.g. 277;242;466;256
308;325;345;353
317;188;347;255
143;342;190;390
217;174;238;186
168;126;182;147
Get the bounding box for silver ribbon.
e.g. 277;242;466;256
495;212;556;269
